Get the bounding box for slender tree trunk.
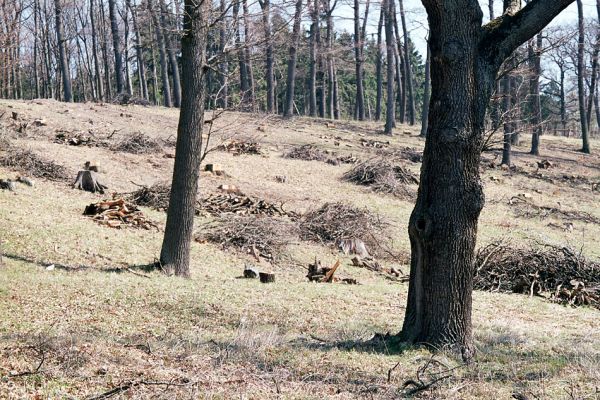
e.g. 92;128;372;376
283;0;303;118
149;0;171;106
308;0;318;117
420;44;430;137
577;0;591;153
529;34;542;156
128;0;148;100
123;4;133;96
242;0;255;109
108;0;124;93
501;60;513;165
353;0;365;120
161;0;209;277
99;0;113;99
160;0;181;107
54;0;72;102
392;8;406;123
219;0;229;108
33;0;40;98
90;0;104;100
398;0;415;125
383;0;395;134
586;0;600;132
375;5;384;121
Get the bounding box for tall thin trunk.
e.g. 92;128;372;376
232;0;249;108
420;44;430;137
108;0;124;93
308;0;318;117
383;0;395;134
577;0;590;153
127;0;148;100
501;60;513;165
33;0;40;98
90;0;104;100
161;0;209;277
100;0;113;99
585;0;600;131
353;0;365;120
149;0;171;106
160;0;181;107
375;5;384;121
123;4;133;95
54;0;72;102
283;0;303;118
398;0;415;125
529;34;542;156
219;0;229;108
392;6;406;123
242;0;255;109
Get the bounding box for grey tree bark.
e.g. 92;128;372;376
529;34;542;156
160;0;181;107
259;0;273;112
160;0;209;277
576;0;590;153
108;0;125;94
149;0;171;107
419;44;430;137
375;5;384;121
383;0;395;134
283;0;303;118
353;0;366;120
54;0;72;102
398;0;415;125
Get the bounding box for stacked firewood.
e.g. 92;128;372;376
200;193;292;217
218;139;262;155
83;198;158;230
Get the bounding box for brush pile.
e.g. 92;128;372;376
343;157;418;198
509;197;600;224
54;131;105;147
378;147;423;163
285;144;359;165
200;193;293;217
83;198;158;230
217;138;262;155
112;93;151;106
112;132;162;154
196;215;297;260
360;138;389;148
0;148;70;181
299;202;390;257
125;182;172;211
474;240;600;309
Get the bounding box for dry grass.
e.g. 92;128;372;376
1;99;599;399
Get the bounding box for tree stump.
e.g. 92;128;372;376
73;170;107;194
243;265;259;279
0;179;16;191
259;272;275;283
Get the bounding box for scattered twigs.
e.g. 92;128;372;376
86;379;193;400
343;157;418;198
111;132;162;154
402;354;461;396
508;196;600;224
0;148;71;181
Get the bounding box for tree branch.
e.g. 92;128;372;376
480;0;575;66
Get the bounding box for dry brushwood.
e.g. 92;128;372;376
217;138;262;155
299;202;390;258
360;138;389;148
343;157;418;198
54;131;105;147
474;240;600;309
196;215;298;260
377;147;423;163
83;198;158;230
0;148;70;181
402;355;461;396
284;144;358;165
125;182;173;211
111;132;162;154
112;93;151;106
200;193;294;217
73;170;108;194
508;197;600;224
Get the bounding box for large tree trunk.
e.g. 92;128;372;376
577;0;591;153
399;0;574;358
108;0;125;94
54;0;72;102
375;5;384;121
160;0;209;277
529;34;542;156
283;0;303;118
383;0;395;134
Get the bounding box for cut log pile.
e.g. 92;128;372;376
360;138;390;148
474;240;600;310
83;198;158;230
307;259;358;284
200;193;293;217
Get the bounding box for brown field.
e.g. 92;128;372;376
0;99;599;399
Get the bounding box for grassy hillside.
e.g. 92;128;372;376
1;99;599;399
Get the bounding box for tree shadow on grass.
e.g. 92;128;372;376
289;332;416;356
2;252;160;275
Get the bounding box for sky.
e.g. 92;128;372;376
333;1;597;56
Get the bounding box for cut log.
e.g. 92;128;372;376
259;272;275;283
73;170;108;194
0;179;16;191
244;265;259;278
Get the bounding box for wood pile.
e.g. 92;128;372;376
307;259;358;284
125;182;172;211
199;193;293;217
284;144;359;165
360;138;390;148
83;198;158;230
217;139;262;155
474;240;600;310
343;157;418;198
54;131;105;147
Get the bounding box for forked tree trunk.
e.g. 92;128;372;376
160;0;209;277
400;0;574;358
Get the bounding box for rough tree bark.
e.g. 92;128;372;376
259;0;273;112
160;0;182;107
399;0;575;358
54;0;72;102
283;0;303;118
353;0;366;120
398;0;415;125
383;0;395;134
160;0;209;277
529;34;542;156
419;43;430;137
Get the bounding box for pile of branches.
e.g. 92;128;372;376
0;148;70;181
54;131;105;147
284;144;330;162
509;197;600;224
125;182;172;211
299;202;390;258
360;138;390;148
378;147;423;163
200;193;293;217
196;215;297;260
83;198;158;230
112;132;162;154
112;93;150;106
474;240;600;309
343;157;418;198
217;138;262;155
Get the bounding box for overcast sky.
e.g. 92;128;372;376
333;1;597;56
